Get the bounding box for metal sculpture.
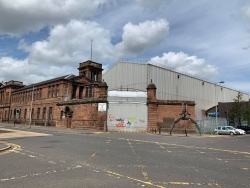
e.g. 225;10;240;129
170;104;201;136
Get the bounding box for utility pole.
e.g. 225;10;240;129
91;39;93;61
215;81;224;126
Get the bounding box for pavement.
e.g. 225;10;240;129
0;122;108;152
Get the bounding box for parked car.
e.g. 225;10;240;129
235;128;246;135
236;125;250;133
214;126;237;135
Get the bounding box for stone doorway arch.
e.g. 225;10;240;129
65;106;73;128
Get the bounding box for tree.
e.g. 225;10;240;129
227;92;245;127
242;102;250;125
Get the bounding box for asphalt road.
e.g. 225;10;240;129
0;125;250;188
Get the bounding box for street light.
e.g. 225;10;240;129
215;81;224;126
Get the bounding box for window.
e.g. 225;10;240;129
91;71;98;81
89;85;93;97
49;107;52;119
85;87;88;98
94;72;97;81
39;88;42;99
33;90;36;101
23;92;26;101
79;86;84;99
10;110;12;119
48;86;51;97
52;85;55;97
85;86;93;98
56;84;59;97
43;107;46;119
5;92;9;103
60;110;64;119
24;109;27;120
72;85;77;99
29;91;31;101
37;108;40;119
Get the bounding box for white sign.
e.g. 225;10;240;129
98;103;107;111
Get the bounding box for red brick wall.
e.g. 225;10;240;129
147;85;196;133
157;104;195;131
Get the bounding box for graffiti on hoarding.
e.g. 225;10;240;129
127;121;131;125
116;121;126;127
116;118;124;121
139;119;145;123
109;115;115;119
128;117;136;121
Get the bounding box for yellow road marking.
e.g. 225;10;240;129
169;182;189;185
0;142;20;155
103;170;165;188
118;138;250;155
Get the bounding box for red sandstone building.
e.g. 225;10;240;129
0;60;108;129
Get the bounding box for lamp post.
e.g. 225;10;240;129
29;85;35;128
215;81;224;126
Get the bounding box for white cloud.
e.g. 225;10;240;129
0;56;75;85
0;57;33;82
27;20;115;66
0;0;117;35
149;52;219;79
115;19;169;57
25;19;170;66
1;18;171;84
0;16;171;86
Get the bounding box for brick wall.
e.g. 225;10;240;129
157;103;196;132
147;81;197;133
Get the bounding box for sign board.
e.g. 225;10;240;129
98;103;107;111
214;112;219;117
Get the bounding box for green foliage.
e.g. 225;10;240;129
227;92;249;126
243;103;250;124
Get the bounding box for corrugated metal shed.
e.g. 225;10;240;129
103;61;249;119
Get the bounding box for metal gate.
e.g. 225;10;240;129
107;91;148;132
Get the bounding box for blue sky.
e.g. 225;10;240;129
0;0;250;98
